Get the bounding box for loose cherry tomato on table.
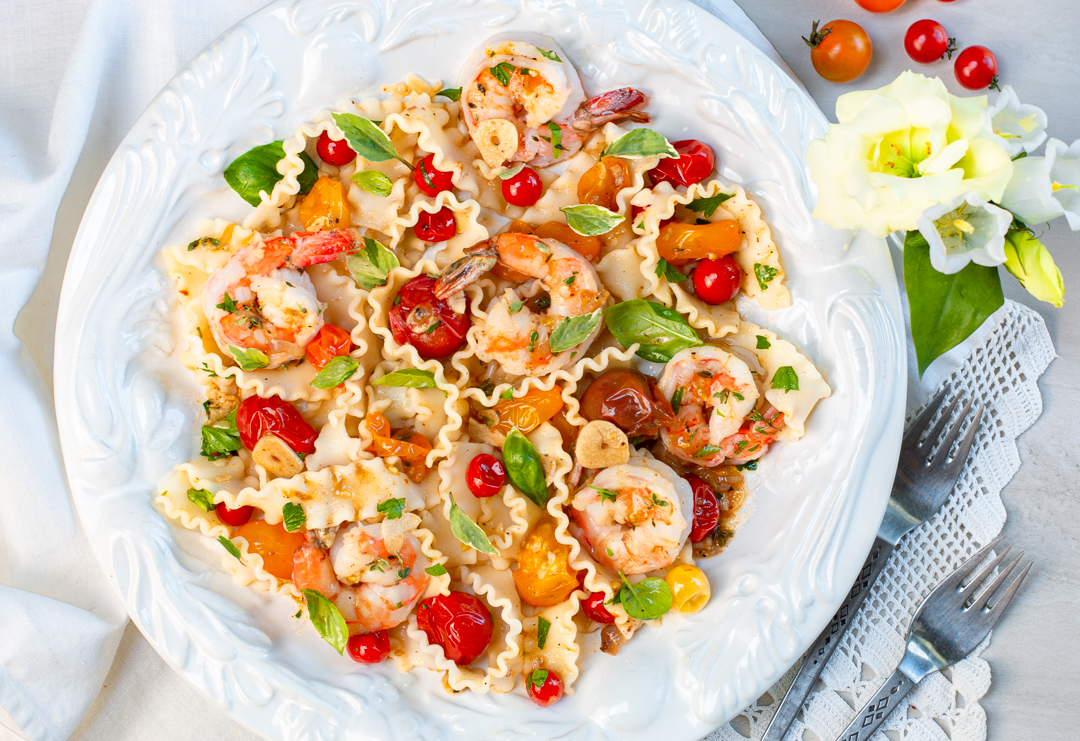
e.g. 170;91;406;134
346;631;391;663
854;0;905;12
803;20;872;84
501;165;543;207
513;521;581;607
236;395;319;454
389;275;471;359
526;668;564;707
955;46;1000;91
414;206;456;242
304;324;353;370
904;20;957;64
581;591;616;624
416;591;494;665
316;130;357;167
579;369;674;439
413;154;455;196
693;256;743;305
649;140;715;189
686;476;721;542
467;453;506;498
215;502;253;527
656;220;742;266
235;519;306;581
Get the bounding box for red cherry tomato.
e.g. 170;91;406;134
413;154;455;197
581;591;616;624
304;324;353;371
855;0;906;12
526;669;564;707
805;20;873;84
649;140;715;189
215;502;253;527
414;206;456;242
687;476;721;542
693;256;743;305
904;20;956;64
955;46;1000;91
416;591;494;665
316;130;357;167
389;275;471;359
501;166;543;207
235;395;319;454
346;631;391;663
466;454;506;498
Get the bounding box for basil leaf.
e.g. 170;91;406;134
655;258;688;283
449;496;500;554
503;428;549;508
346;236;399;290
904;229;1003;377
351;169;393;197
377;497;406;520
537;616;551;650
224;141;317;207
282;502;306;532
603;299;702;363
618;574;673;620
302;589;348;654
671;387;684;414
508;301;525;314
536;47;562;62
549;309;601;353
187;488;215;512
527;669;549;690
753;263;779;291
310;356;359;389
687;193;733;218
425;563;448;576
331;112;408;166
200;408;240;461
498;162;525;180
756;335;771;350
489;62;515;86
545;121;563;159
373;369;438;390
437;87;462;102
601;128;678;160
694;444;722;458
561;204;623;237
228;345;269;371
218;535;243;562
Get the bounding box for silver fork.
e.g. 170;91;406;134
763;389;984;741
834;538;1032;741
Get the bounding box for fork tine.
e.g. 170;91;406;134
970;552;1024;611
933;536;1004;593
944;402;984;467
983;560;1033;625
921;397;963;456
960;543;1013;596
904;387;952;450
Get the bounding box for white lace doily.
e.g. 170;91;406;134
706;299;1056;741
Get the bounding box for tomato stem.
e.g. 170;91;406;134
944;38;959;60
802;20;832;49
989;75;1001;92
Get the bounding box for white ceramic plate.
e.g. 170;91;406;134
54;1;906;739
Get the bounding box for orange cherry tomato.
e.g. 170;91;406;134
365;412;433;482
491;386;564;437
855;0;905;12
234;519;306;581
304;324;353;370
576;157;630;212
533;221;603;263
512;520;581;607
804;20;872;84
656;220;742;266
298;176;352;231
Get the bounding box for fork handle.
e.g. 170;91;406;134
762;537;894;741
834;666;917;741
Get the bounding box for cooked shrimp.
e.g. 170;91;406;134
434;232;609;376
202;229;357;369
569;452;693;574
292;520;430;635
718;403;785;464
656;346;761;467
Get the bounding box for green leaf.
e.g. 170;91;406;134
753;263;779;291
736;459;758;471
549;309;602;353
448;496;500;554
187;236;220;251
351;169;393;197
545;121;563;159
687;193;734;218
601;128;678;160
536;47;562;62
310;356;359;389
216;292;238;313
346;236;399;290
503;428;549;508
437;87;462;102
218;535;243;562
603;299;703;363
187;488;215;512
331;112;408;166
498;162;525;180
508;300;525;314
536;616;552;649
561;204;624;237
499;388;514;400
694;444;722;459
373;369;439;390
200;408;240;461
282;502;306;532
904;230;1004;377
228;345;269;371
527;668;549;690
303;589;349;654
617;574;673;620
671;387;684;414
756;335;771;350
655;258;688;283
224;141;317;207
425;563;448;576
489;61;515;86
771;366;799;392
377;498;406;520
589;485;619;503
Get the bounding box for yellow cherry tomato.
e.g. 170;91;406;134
665;563;711;613
233;519;306;582
491;385;564;437
513;520;581;607
655;220;742;266
298;175;352;231
577;156;631;212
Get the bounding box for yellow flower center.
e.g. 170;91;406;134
953;218;975;235
1052;182;1078;192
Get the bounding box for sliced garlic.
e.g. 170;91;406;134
473;118;519;168
252;434;304;479
575;420;630;469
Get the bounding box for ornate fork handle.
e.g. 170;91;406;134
836;666;917;741
762;538;894;741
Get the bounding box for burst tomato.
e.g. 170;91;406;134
236;395;318;454
577;157;631;211
316;130;357;166
297;176;351;231
215;502;253;527
467;454;506;498
693;256;743;304
804;20;872;84
649;140;715;189
414;206;456;242
533;221;602;262
489;385;564;437
388;275;471;359
416;591;494;665
413;154;455;196
304;324;353;370
501;165;543;207
579;369;674;439
346;632;391;663
513;521;581;607
526;668;564;707
581;591;616;624
687;476;721;542
234;519;305;581
656;220;742;266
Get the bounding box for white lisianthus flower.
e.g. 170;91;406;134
988;85;1048;158
916;192;1012;274
1045;138;1080;229
998;148;1066;225
807;71;1014;236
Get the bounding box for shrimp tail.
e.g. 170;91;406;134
286;228;359;268
433;249;498;299
571;88;650;132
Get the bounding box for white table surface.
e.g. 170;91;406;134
14;0;1078;739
